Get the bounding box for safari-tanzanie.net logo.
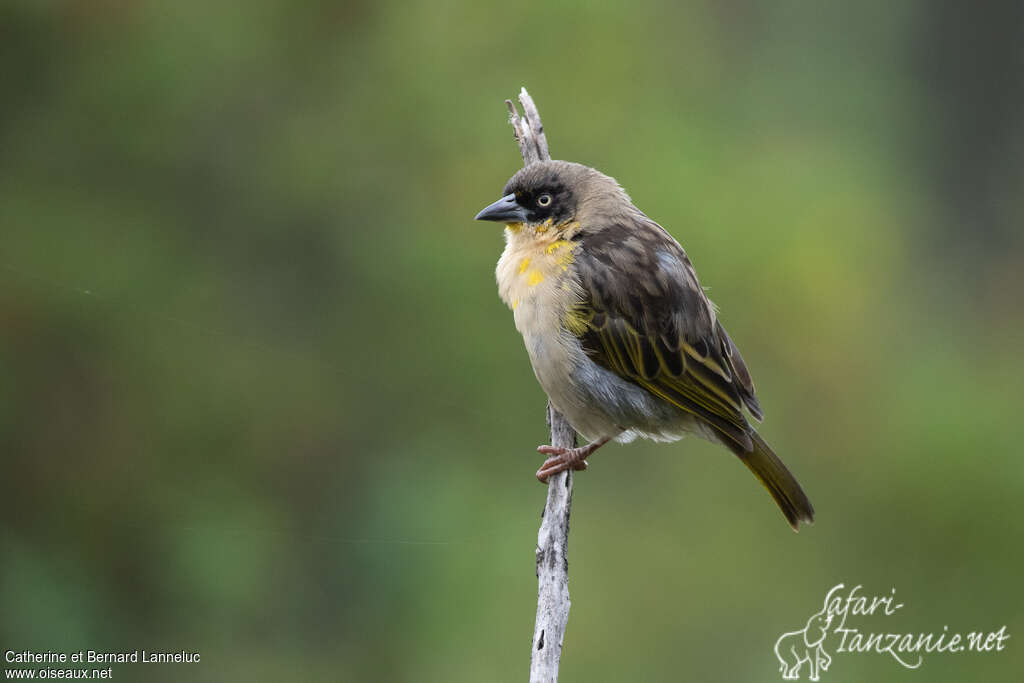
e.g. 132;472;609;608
773;583;1009;680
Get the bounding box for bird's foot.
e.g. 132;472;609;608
536;446;590;482
535;436;612;483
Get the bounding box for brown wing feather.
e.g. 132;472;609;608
572;216;762;449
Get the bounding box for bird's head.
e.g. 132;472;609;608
475;160;629;235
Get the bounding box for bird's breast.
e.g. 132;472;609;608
495;227;582;339
494;226;588;403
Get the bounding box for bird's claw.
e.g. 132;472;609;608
535;445;589;483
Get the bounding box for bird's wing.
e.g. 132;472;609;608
569;216;763;450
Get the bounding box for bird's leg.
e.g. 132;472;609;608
535;435;613;483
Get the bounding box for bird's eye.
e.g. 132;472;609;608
537;193;552;207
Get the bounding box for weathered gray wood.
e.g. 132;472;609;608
530;404;576;683
507;88;551;167
503;88;578;683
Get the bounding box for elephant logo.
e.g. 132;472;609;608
774;607;834;680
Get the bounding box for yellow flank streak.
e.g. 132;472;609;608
512;298;519;310
563;308;588;335
519;257;531;274
527;270;545;286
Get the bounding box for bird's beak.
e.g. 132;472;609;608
475;193;527;223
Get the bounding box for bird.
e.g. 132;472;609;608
475;160;814;530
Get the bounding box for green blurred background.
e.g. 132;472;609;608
2;1;1022;681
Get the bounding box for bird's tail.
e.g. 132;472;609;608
730;430;814;531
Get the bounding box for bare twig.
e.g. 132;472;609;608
506;88;551;166
531;404;576;683
503;88;578;683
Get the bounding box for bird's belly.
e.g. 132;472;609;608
521;323;692;444
521;327;618;441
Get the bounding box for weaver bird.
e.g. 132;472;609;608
475;160;814;530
